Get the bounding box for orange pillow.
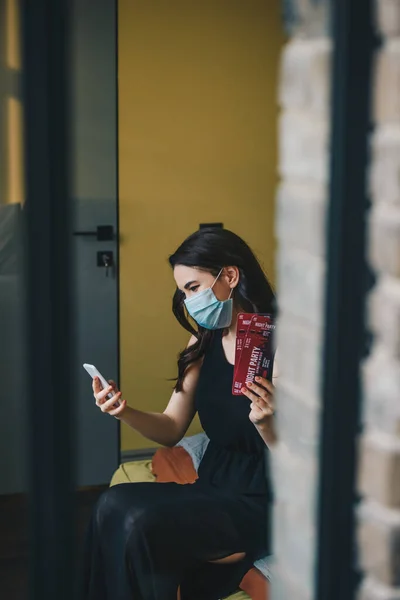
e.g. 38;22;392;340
240;567;269;600
152;446;198;484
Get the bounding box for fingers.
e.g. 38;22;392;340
241;381;274;413
91;377;125;417
108;399;127;418
108;379;117;391
250;401;274;417
94;384;114;404
92;377;103;394
99;392;122;412
254;375;275;394
251;395;274;414
242;381;272;403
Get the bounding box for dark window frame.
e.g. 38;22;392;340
316;1;377;599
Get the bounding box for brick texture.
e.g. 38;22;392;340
279;111;329;184
283;0;330;37
277;248;325;326
272;3;330;598
279;38;331;115
359;432;400;508
367;277;400;359
362;348;400;436
276;182;327;257
369;125;400;206
276;1;400;598
369;205;400;278
376;0;400;37
358;1;400;597
359;578;400;600
276;313;323;404
374;40;400;124
358;500;400;586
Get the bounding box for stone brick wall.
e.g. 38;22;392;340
274;1;400;598
358;1;400;599
272;1;331;599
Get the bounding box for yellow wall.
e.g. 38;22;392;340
118;0;284;450
1;0;24;206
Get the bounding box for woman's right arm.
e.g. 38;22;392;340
93;336;202;447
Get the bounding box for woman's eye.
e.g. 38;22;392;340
189;285;199;293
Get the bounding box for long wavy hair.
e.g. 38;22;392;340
169;228;275;391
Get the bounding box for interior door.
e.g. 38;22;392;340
71;0;119;486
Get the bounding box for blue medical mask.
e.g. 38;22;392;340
184;269;233;330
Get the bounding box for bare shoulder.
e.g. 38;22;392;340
185;334;204;373
187;334;198;348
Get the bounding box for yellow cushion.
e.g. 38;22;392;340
109;460;251;599
110;459;155;486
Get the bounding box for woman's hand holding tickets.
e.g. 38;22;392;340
241;376;277;445
93;377;127;419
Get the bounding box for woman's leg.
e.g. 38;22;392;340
82;482;253;600
82;484;182;600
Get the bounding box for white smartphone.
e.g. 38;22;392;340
83;363;120;405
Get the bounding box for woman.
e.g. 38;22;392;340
83;228;277;600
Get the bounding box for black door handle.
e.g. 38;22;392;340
73;225;115;241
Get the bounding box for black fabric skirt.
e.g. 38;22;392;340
81;481;267;600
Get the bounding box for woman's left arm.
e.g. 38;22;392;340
241;375;277;448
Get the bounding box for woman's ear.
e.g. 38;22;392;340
224;266;240;290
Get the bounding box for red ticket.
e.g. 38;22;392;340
234;313;253;380
232;313;275;396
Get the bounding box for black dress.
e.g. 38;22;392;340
82;330;272;600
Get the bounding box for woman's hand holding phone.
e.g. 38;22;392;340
93;378;127;419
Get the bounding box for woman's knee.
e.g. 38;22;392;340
93;484;132;529
93;485;162;541
123;503;163;540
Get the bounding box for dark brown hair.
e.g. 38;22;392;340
169;228;275;391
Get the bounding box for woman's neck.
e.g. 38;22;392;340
224;307;240;339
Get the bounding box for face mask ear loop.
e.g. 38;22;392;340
228;288;233;300
211;268;224;290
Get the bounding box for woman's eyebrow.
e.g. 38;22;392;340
184;280;198;290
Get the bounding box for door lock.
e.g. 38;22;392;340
97;251;114;277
